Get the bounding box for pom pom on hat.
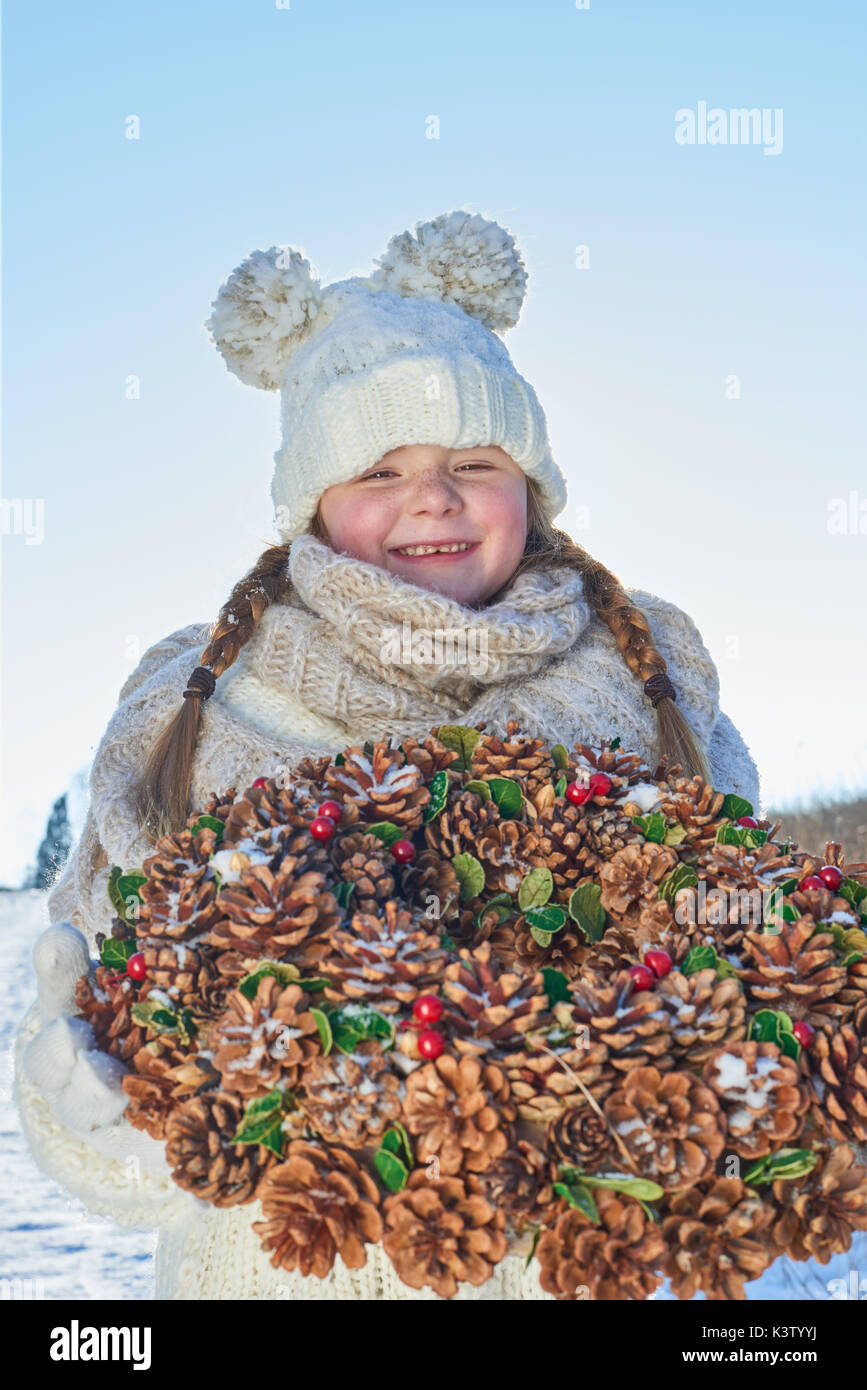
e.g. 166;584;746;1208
205;245;324;391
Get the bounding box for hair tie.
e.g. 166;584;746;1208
183;666;217;701
644;672;677;708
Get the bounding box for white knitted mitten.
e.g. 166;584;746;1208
22;922;170;1175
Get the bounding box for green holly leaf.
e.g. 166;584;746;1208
107;865;146;925
335;752;346;766
98;937;138;971
518;867;554;911
239;960;302;1000
233;1089;296;1158
658;861;699;906
334;880;356;910
524;905;567;935
189;814;225;840
366;821;403;848
436;725;481;772
439;928;457;952
422;770;450;823
473;894;514;931
374;1148;409;1193
608;736;621;751
567;882;606;943
310;1007;333;1056
524;1227;542;1269
552;1179;600;1224
541;967;572;1005
841;877;867;910
452;853;486;902
715;824;768;849
743;1148;817;1187
749;1008;800;1061
328;1003;394;1053
720;793;754;822
550;744;570;770
529;926;553;947
570;1171;665;1202
663;823;688;847
379;1122;413;1168
487;777;524;820
682;944;718;977
632;812;667;844
554;775;567;798
130;997;179;1036
465;779;493;801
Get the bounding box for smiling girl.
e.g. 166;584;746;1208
14;210;784;1301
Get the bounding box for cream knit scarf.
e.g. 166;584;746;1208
240;533;596;740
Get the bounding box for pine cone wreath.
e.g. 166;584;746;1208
598;842;680;924
165;1088;277;1206
523;798;603;897
768;1143;867;1264
402;1053;515;1175
662;1177;776;1299
439;941;550;1059
569;969;675;1079
505;1039;612;1123
479;1139;556;1231
535;1189;665;1301
382;1170;507;1298
654;967;748;1063
325;741;430;832
321;902;448;1013
211;977;320;1098
703;1041;810;1159
298;1041;402;1148
738;916;847;1026
209;866;340;969
469;720;557;806
807;1017;867;1143
329;831;397;914
603;1067;726;1191
547;1104;614;1174
138;828;222;942
253;1141;383;1276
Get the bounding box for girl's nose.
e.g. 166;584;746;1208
405;469;463;513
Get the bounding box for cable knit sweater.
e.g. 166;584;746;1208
14;534;772;1301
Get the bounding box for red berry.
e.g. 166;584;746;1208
817;864;844;891
737;815;758;828
566;779;592;806
799;875;826;892
589;772;612;797
126;952;147;981
412;994;443;1025
251;777;268;789
628;964;655;992
792;1021;815;1048
391;839;416;863
318;800;343;822
310;815;336;841
417;1027;445;1059
644;950;672;980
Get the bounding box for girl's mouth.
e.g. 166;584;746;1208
390;541;481;562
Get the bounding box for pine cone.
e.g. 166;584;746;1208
662;1177;776;1299
738;916;847;1025
808;1018;867;1143
221;779;336;860
401;848;461;922
703;1041;810;1159
535;1188;665;1300
654;776;729;851
211;977;320;1098
138;828;221;942
547;1105;614;1173
523;798;603;897
603;1066;725;1190
475;818;535;896
121;1039;197;1140
569;742;655;784
134;939;231;1024
382;1170;508;1297
583;803;647;857
325;741;430;832
329;831;397;914
321;901;448;1013
655;968;748;1063
598;842;679;924
569;969;675;1079
768;1144;867;1263
478;1140;556;1230
505;1038;612;1123
165;1089;276;1205
399;732;461;781
252;1141;382;1276
402;1053;515;1175
440;941;550;1059
74;966;149;1063
424;787;501;861
510;915;590;981
209;865;340;969
469;720;556;804
298;1041;402;1147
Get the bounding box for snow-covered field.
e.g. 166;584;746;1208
0;889;157;1300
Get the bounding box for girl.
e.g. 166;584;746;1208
17;209;818;1301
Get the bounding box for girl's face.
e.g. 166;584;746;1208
317;443;528;605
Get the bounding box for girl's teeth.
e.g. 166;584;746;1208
396;543;474;556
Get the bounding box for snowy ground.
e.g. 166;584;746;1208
0;889;157;1300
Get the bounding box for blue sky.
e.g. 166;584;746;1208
2;0;866;883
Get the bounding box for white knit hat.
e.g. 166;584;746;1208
205;210;569;542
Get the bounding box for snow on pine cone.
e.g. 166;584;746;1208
71;721;867;1299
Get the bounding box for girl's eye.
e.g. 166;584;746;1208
362;462;492;480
